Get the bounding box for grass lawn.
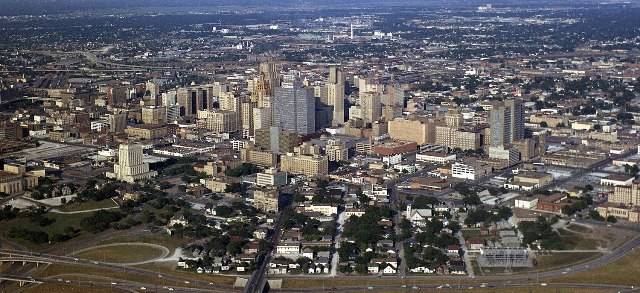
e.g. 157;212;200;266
73;244;166;263
57;198;118;212
0;213;90;249
99;233;189;251
565;224;592;234
557;229;606;250
535;252;600;271
551;247;640;286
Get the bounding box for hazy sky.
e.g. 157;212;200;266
0;0;603;16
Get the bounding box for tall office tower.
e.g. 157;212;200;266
314;84;328;105
259;61;280;96
145;80;160;99
326;65;345;126
252;72;272;105
505;99;525;142
273;75;315;135
176;86;215;119
241;101;256;138
386;83;404;106
107;85;128;106
253;107;272;136
218;91;240;113
489;103;511;147
166;105;181;122
108;144;157;183
141;106;167;125
489;99;524;148
108;112;127;133
162;90;177;106
177;88;196;118
445;108;464;128
255;126;301;154
206;110;239;133
197;85;214;111
360;91;382;124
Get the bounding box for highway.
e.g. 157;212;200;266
0;249;241;292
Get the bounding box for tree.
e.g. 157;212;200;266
338;264;353;274
589;210;605;221
215;206;234;218
518;216;564;250
423;246;448;266
606;216;618;223
539;121;548;128
224;163;260;177
80;210;123;233
412;196;439;209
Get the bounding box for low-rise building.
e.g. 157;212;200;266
256;168;287;187
451;160;492;180
596;203;640;222
253;187;279;213
416;152;456;164
125;124;168;140
0;163;38;195
600;174;634;187
280;154;328;177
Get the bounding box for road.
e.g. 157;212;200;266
263;232;640;292
0;249;240;292
243;208;286;293
329;211;346;277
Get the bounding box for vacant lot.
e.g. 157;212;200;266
551;247;640;286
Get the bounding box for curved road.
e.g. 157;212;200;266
68;242;171;266
1;233;639;293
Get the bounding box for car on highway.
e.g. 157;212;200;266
140;287;147;290
540;283;548;286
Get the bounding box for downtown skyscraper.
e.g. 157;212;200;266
273;74;316;135
326;65;345;126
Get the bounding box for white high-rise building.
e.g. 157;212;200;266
327;65;345;126
107;144;157;183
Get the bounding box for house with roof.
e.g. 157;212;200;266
405;204;433;227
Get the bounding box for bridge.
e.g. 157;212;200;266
0;275;43;287
0;257;52;267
